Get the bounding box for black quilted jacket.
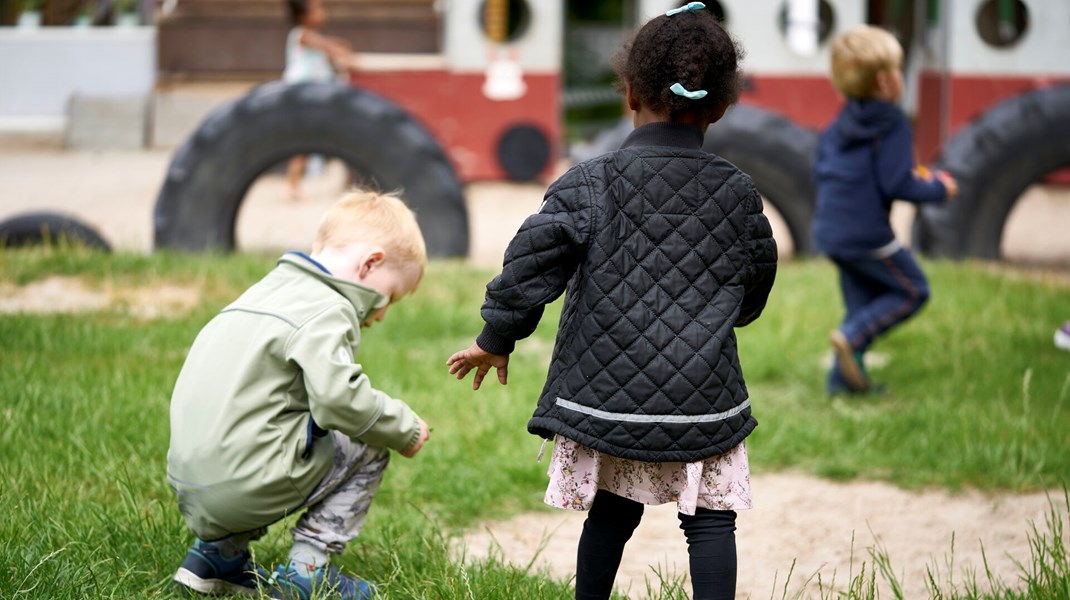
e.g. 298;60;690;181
476;121;778;462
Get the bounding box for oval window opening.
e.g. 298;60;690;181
975;0;1029;48
480;0;531;43
778;0;836;55
705;0;728;25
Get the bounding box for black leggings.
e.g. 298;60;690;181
575;491;737;600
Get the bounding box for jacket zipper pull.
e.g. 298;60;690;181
536;438;549;462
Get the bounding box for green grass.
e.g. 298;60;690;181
744;259;1070;491
1;247;1068;598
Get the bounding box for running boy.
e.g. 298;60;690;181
813;25;958;395
168;190;430;599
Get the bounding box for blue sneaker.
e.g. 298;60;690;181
270;562;377;600
173;540;270;596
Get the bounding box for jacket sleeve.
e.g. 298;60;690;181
477;166;593;355
286;305;421;452
875;121;948;205
736;188;778;327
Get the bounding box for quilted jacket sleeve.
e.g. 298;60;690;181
736;188;778;327
476;167;593;355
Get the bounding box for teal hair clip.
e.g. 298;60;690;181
670;82;708;100
666;2;705;16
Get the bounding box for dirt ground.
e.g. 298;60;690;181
2;140;1068;598
462;475;1064;598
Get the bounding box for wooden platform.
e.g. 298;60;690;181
157;0;440;80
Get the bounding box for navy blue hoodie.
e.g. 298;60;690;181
812;98;947;257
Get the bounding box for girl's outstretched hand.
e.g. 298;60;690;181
447;343;509;390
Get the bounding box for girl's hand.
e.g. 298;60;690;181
399;419;429;458
446;343;509;390
937;170;959;199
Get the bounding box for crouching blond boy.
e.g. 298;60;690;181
167;190;431;599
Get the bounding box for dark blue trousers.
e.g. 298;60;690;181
830;247;930;354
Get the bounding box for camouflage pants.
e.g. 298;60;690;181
291;431;391;555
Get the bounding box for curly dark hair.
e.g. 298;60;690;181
286;0;309;25
612;8;744;121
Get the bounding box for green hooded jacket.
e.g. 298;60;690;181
167;253;421;540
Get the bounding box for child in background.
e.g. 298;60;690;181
447;4;777;598
168;190;430;600
812;25;958;395
283;0;359;200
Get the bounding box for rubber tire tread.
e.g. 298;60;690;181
153;82;468;257
703;104;818;255
914;84;1070;259
0;211;112;252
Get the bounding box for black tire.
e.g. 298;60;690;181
0;211;112;252
704;105;818;255
154;82;469;257
914;84;1070;259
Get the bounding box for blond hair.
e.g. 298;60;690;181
829;26;903;98
313;189;427;275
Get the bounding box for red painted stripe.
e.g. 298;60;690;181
739;75;840;130
349;71;561;182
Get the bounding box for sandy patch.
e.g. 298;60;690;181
0;275;201;318
2;142;1068;268
461;474;1065;598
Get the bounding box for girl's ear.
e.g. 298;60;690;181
709;103;729;125
624;82;640;112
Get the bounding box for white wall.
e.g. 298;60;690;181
0;27;156;127
444;0;562;73
943;0;1070;75
636;0;865;75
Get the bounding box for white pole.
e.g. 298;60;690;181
787;0;820;56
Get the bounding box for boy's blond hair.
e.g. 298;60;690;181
313;189;428;276
829;25;903;99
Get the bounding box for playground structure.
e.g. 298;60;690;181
151;0;1070;260
154;0;563;257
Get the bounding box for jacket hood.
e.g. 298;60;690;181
831;98;900;148
277;253;388;325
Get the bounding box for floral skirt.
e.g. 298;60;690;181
543;436;752;516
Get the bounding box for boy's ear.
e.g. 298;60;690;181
357;249;386;279
874;69;894;98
